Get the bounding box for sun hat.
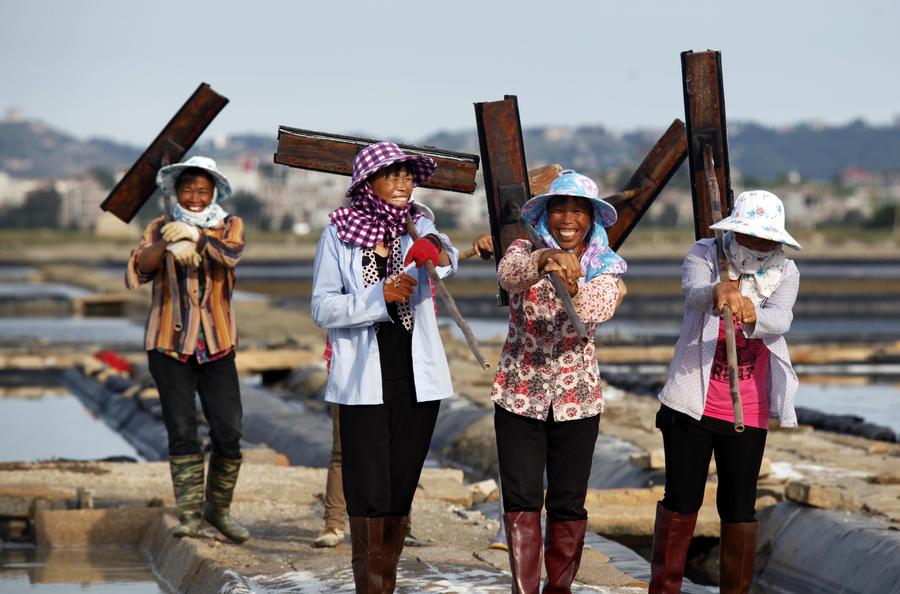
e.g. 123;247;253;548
156;156;232;201
520;169;618;228
709;190;801;250
345;142;436;197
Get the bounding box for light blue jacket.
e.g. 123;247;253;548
311;217;459;405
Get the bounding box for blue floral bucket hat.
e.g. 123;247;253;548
521;169;618;228
710;190;801;250
156;156;232;201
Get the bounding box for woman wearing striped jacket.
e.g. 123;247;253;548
126;156;249;544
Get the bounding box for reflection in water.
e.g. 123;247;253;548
0;546;166;592
0;317;144;346
0;395;142;462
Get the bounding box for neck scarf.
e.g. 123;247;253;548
329;183;423;248
171;188;228;228
723;231;787;305
534;211;627;281
172;202;229;228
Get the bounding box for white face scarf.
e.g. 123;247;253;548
171;188;229;228
723;231;787;305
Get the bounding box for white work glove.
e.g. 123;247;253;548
161;221;200;243
166;240;201;267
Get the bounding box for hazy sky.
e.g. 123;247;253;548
2;0;897;146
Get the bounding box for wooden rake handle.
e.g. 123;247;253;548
162;193;183;332
406;217;490;371
704;145;744;432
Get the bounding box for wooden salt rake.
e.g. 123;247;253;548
682;50;744;432
101;83;229;331
474;95;688;341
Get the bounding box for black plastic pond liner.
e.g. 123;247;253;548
60;368;169;461
431;396;663;489
795;406;897;442
61;370;286;463
756;502;900;594
238;384;332;467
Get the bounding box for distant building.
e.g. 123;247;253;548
57;174;107;229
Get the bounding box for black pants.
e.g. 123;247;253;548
495;404;600;522
147;350;243;459
657;405;767;523
339;376;440;517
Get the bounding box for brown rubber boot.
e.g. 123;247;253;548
168;453;205;538
542;519;587;593
648;502;698;594
504;511;543;594
382;515;408;593
719;521;758;594
349;516;384;594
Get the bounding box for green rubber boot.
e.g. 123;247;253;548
203;453;250;543
168;453;205;538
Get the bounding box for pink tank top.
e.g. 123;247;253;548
704;319;770;429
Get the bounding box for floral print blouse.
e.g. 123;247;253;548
491;239;622;422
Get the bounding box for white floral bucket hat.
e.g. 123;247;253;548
709;190;801;250
156;156;232;201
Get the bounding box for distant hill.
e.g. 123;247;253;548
2;115;899;181
0;119;139;178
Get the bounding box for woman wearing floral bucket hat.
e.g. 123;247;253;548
490;169;627;593
126;156;250;544
310;141;459;593
649;190;801;594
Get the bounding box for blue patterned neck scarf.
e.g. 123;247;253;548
534;211;627;281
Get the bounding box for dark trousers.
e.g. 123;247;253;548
495;404;600;522
657;405;767;523
339;376;440;517
147;350;243;459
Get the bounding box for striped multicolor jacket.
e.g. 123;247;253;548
126;215;244;356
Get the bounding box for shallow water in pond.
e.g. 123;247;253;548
0;545;167;592
0;394;142;462
795;382;900;434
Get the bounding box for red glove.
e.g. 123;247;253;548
404;234;442;268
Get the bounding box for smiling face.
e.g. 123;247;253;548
734;232;778;253
175;169;216;212
546;196;593;252
369;163;415;209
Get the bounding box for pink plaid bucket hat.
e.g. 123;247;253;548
345;141;437;197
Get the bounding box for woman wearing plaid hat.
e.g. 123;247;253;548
311;141;458;593
491;170;626;593
649;191;801;594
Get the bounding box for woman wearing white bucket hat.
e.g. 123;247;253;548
126;156;250;544
649;190;801;594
